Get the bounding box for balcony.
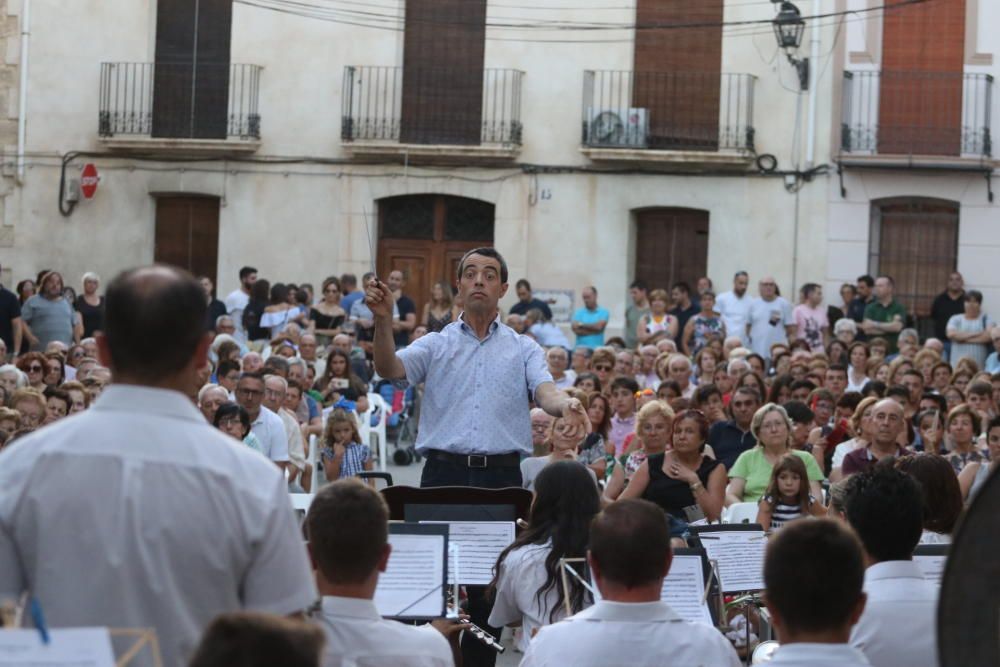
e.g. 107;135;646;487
840;71;993;167
581;71;756;169
98;62;262;155
341;66;523;163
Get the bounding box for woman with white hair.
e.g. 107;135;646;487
833;318;858;345
75;272;104;339
0;364;26;400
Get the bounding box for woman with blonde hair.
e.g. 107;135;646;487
637;289;678;346
604;400;674;501
829;396;879;482
75;272;104;339
422;280;459;333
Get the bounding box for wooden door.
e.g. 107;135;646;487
400;0;486;145
634;208;709;292
377;195;494;316
154;196;220;285
152;0;232;139
632;0;723;150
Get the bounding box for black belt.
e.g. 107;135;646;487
425;449;521;469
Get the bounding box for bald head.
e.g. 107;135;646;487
102;265;207;383
870;398;904;447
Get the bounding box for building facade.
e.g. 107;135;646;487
0;0;994;335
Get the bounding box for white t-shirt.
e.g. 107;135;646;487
251;405;291;463
488;541;567;653
0;386;317;667
947;312;994;369
716;291;753;344
748;297;794;359
793;303;829;353
225;289;250;340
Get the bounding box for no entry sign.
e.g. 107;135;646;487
80;163;99;200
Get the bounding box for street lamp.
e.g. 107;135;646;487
772;1;810;90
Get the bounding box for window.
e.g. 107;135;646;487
869;198;958;318
634;208;709;291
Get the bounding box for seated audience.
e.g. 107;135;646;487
844;466;938;667
893;454;962;544
198;384;229;423
530;407;554;457
763;519;870;667
520;499;740;667
489;461;601;652
943;403;989;474
213;401;265;454
958;415;1000;502
604;400;674;500
841;399;913;477
188;612;325;667
521;415;598;491
756;453;826;529
305;480;455;667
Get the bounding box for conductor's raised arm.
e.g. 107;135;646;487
366;278;407;380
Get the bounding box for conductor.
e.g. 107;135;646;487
366;247;589;489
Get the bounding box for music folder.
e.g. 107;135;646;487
690;524;768;593
373;523;449;620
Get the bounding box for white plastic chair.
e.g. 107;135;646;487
724;502;760;525
367;392;389;473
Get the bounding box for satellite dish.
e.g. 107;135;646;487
938;465;1000;666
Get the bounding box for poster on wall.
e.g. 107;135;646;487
533;289;574;323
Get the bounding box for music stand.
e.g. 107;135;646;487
674;547;721;628
380;485;532;523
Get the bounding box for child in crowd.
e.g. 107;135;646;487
608;376;639;456
756;453;825;529
318;409;373;485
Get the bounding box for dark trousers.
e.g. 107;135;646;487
420;456;522;667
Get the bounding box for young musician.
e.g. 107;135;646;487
305;479;457;667
488;461;601;651
520;500;740;667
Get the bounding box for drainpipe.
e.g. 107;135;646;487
16;0;30;183
805;0;820;169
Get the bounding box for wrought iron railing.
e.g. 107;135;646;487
581;71;756;151
341;66;523;146
841;71;992;157
99;62;262;140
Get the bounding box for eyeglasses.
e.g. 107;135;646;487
27;365;43;372
761;421;787;431
218;417;241;427
237;388;263;397
593;364;613;372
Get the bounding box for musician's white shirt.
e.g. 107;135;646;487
768;643;872;666
315;596;454;667
520;600;740;667
488;540;567;652
849;561;939;667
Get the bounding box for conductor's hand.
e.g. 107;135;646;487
561;397;591;441
365;277;395;319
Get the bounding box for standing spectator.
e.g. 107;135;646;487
716;271;752;346
75;272;105;338
526;309;570;349
310;277;347;346
571;286;609;349
0;266;315;666
509;279;553;320
338;273;361;312
198;276;227;335
747;276;795;362
984;328;1000;374
843;466;938;667
15;278;35;305
848;275;875;325
946;290;994;370
793;283;829;353
225;266;257;343
422;280;459;333
862;276;907;355
668;283;699;347
0;265;22;358
387;270;417;348
681;290;724;357
623;279;650;350
828;282;857;329
21;271;77;351
931;272;966;361
636;289;678;346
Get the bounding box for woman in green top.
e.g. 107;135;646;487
726;403;825;505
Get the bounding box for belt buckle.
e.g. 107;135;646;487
467;454;488;468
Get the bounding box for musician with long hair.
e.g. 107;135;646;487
487;461;601;653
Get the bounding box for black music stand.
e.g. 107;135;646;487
380;485;532;524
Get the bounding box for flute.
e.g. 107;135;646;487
446;592;505;653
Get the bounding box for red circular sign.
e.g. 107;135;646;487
80;163;99;200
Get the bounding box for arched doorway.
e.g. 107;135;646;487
633;207;709;292
869;197;959;319
377;194;495;316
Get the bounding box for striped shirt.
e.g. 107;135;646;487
322;442;371;479
762;495;814;529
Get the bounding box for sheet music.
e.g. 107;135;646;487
915;554;946;586
0;628;115;667
661;555;714;626
698;529;767;593
422;521;515;585
374;532;446;617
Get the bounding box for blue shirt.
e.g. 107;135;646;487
572;307;610;349
984;351;1000;374
397;314;553;455
341;290;364;314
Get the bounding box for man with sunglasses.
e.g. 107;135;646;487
707;386;760;470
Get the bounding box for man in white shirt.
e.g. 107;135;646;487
763;520;871;667
263;374;307;487
716;271;752;346
748;276;796;362
306;479;457;667
521;499;740;667
0;266;316;666
844;466;939;667
237;371;290;470
224;265;257;343
546;346;576;390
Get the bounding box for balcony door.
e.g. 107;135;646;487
632;0;723;150
152;0;232;139
878;0;965;155
154;196;220;286
400;0;486;145
869;198;958;319
634;208;709;292
377;195;494;317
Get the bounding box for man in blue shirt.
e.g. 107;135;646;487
571;286;609;349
